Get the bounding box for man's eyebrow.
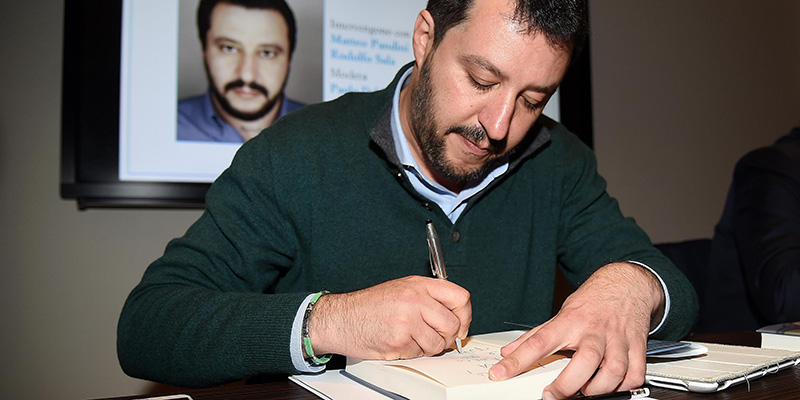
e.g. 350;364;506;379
459;54;558;95
257;43;285;50
460;54;506;80
212;36;242;45
212;37;285;52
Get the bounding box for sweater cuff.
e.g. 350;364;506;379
291;293;326;373
236;292;311;376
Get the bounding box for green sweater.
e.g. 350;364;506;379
118;66;698;387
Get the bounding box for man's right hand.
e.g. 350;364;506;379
307;275;472;360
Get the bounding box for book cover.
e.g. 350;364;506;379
345;330;570;400
757;322;800;351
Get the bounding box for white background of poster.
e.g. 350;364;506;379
119;0;239;183
120;0;327;183
322;0;426;100
119;0;558;183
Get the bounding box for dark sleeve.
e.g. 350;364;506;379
731;147;800;323
117;133;310;387
554;133;698;339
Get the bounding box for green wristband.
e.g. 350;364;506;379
302;291;332;365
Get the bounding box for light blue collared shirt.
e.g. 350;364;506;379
176;91;305;143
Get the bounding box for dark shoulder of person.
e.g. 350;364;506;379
736;127;800;175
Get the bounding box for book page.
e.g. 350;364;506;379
379;337;569;387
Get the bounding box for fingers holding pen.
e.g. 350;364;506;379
309;276;472;360
425;278;472;341
385;277;472;356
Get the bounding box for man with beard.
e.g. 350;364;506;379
177;0;303;142
119;0;698;398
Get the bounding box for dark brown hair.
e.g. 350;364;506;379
197;0;297;57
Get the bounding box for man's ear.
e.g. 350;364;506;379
412;10;435;68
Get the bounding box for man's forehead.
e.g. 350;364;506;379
434;0;571;95
210;3;287;28
208;4;289;44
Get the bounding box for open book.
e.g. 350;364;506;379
344;330;570;400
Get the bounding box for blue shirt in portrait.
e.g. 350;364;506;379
176;91;305;143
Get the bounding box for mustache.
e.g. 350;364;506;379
224;80;269;97
448;125;506;154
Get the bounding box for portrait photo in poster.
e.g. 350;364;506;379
176;0;307;144
119;0;323;183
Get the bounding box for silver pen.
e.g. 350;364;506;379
581;388;650;400
425;219;463;353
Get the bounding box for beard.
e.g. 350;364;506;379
409;58;509;183
206;66;285;122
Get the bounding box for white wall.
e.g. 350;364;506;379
1;0;798;399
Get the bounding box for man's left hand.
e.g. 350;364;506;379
488;262;665;400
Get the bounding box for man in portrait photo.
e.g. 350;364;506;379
177;0;304;143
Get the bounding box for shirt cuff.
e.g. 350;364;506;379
290;293;326;373
626;260;671;335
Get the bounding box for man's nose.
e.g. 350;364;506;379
477;92;515;142
237;53;257;83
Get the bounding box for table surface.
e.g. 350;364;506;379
94;331;800;400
